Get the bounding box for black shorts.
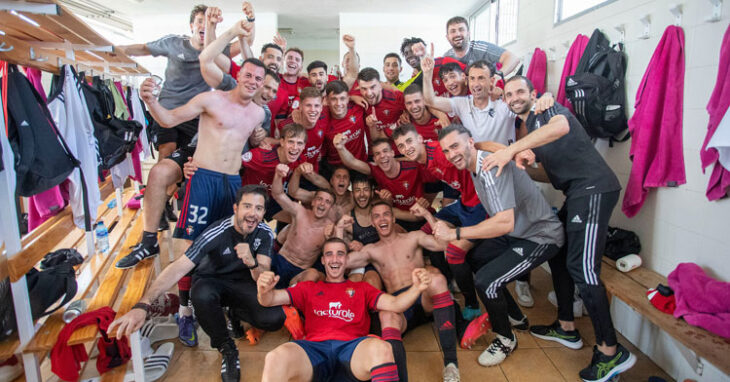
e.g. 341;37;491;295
155;118;199;148
166;144;196;172
424;182;461;199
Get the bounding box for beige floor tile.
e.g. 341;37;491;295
455;351;509;382
236;327;292;353
543;346;595;381
500;348;566;382
403;323;440;352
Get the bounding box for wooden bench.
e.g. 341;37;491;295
601;258;730;376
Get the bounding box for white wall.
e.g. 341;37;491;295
512;0;730;380
339;13;454;83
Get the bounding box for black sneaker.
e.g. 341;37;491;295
115;242;159;269
219;341;240;382
508;314;529;331
165;201;178;222
530;321;583;350
579;344;636;382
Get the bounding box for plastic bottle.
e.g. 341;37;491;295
95;222;110;255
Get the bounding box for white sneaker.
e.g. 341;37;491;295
547;290;584;318
515;280;534;307
478;333;517;367
443;362;460;382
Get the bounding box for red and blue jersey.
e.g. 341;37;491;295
240;146;303;194
279;113;329;172
368;161;425;210
324;103;368;165
423;141;480;207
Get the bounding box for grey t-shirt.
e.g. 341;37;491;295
471;150;564;247
449;96;516;144
146;35;218;109
525;103;621;198
444;40;505;68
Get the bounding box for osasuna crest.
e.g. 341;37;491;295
450;180;461;189
318;130;324;138
350;115;357;124
186;226;194;235
434;78;441;86
346;288;355;297
403;181;410;190
242;152;253;162
384;109;390;116
253;238;262;250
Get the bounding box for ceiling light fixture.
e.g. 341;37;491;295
10;10;41;27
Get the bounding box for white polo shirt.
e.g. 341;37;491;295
448;95;516;144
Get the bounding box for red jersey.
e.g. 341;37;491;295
412;116;441;143
432;57;467;97
275;75;300;119
268;84;290;133
241;146;303;194
287;280;382;342
280;114;328;172
423;141;480;207
324;103;368;165
368;161;425;210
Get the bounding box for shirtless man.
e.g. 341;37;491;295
346;201;460;382
270;163;340;288
258;238;432;382
288;164;354;218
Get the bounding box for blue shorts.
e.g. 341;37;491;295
271;253;324;288
392;286;425;323
294;337;370;382
435;200;487;228
174;167;241;241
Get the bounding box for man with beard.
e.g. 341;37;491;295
346;201;460;382
383;52;403;86
109;185;304;382
334;136;430;232
443;16;519;74
397;37;466;98
479;76;634;381
351;68;405;143
433;124;563;367
258;238;432;382
270;163;341;288
346;175;384;290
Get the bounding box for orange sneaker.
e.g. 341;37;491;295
283;305;305;340
245;327;264;345
460;312;491;349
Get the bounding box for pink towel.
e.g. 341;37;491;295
622;26;686;218
556;35;589;114
23;67;66;230
668;263;730;338
526;48;547;95
700;23;730;201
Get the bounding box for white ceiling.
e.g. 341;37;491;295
93;0;484;45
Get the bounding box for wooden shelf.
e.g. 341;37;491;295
0;0;148;75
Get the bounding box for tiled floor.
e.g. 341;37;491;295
129;267;674;381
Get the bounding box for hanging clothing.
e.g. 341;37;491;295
526;47;547;95
668;263;730;338
129;88;152;159
700;23;730;201
47;65;102;228
622;26;686;218
556;34;589;114
23;67;66;230
50;306;131;381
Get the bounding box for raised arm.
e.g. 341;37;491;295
202;6;232;74
200;20;251;88
345;246;373;269
115;44;150;57
414;229;448;252
140;78;209;127
341;34;359;89
287;163;316;202
272;163;305;215
376;268;430;312
333;133;371;175
421;45;454;114
498;49;520;76
257;271;292;307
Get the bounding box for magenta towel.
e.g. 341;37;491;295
527;48;547;95
556;34;589;114
700;24;730;201
668;263;730;338
622;26;686;218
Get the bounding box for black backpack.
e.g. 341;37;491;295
604;227;642;261
5;64;78;196
0;250;80;341
565;29;629;144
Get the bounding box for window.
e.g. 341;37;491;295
554;0;616;24
470;0;518;46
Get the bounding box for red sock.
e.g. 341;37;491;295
382;328;407;381
371;362;399;382
445;244;467;265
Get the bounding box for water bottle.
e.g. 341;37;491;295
95;222;110;255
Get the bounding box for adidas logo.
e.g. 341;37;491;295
316;291;324;296
571;215;583;224
513;247;524;256
177;53;185;59
222;247;232;255
440;321;455;331
567;78;578;86
21;120;29;126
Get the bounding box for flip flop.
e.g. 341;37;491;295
140;315;179;345
143;343;174;382
460;312;491;349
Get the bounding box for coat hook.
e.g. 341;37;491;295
638;14;651;39
669;4;683;26
29;47;48;62
707;0;722;22
614;24;626;43
0;41;13;52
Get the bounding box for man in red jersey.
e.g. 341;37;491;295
278;87;328;173
322;80;368;169
258;237;431;382
334;136;430;232
351;68;405;143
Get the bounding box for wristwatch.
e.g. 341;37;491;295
246;16;255;22
132;302;151;313
455;227;461;240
